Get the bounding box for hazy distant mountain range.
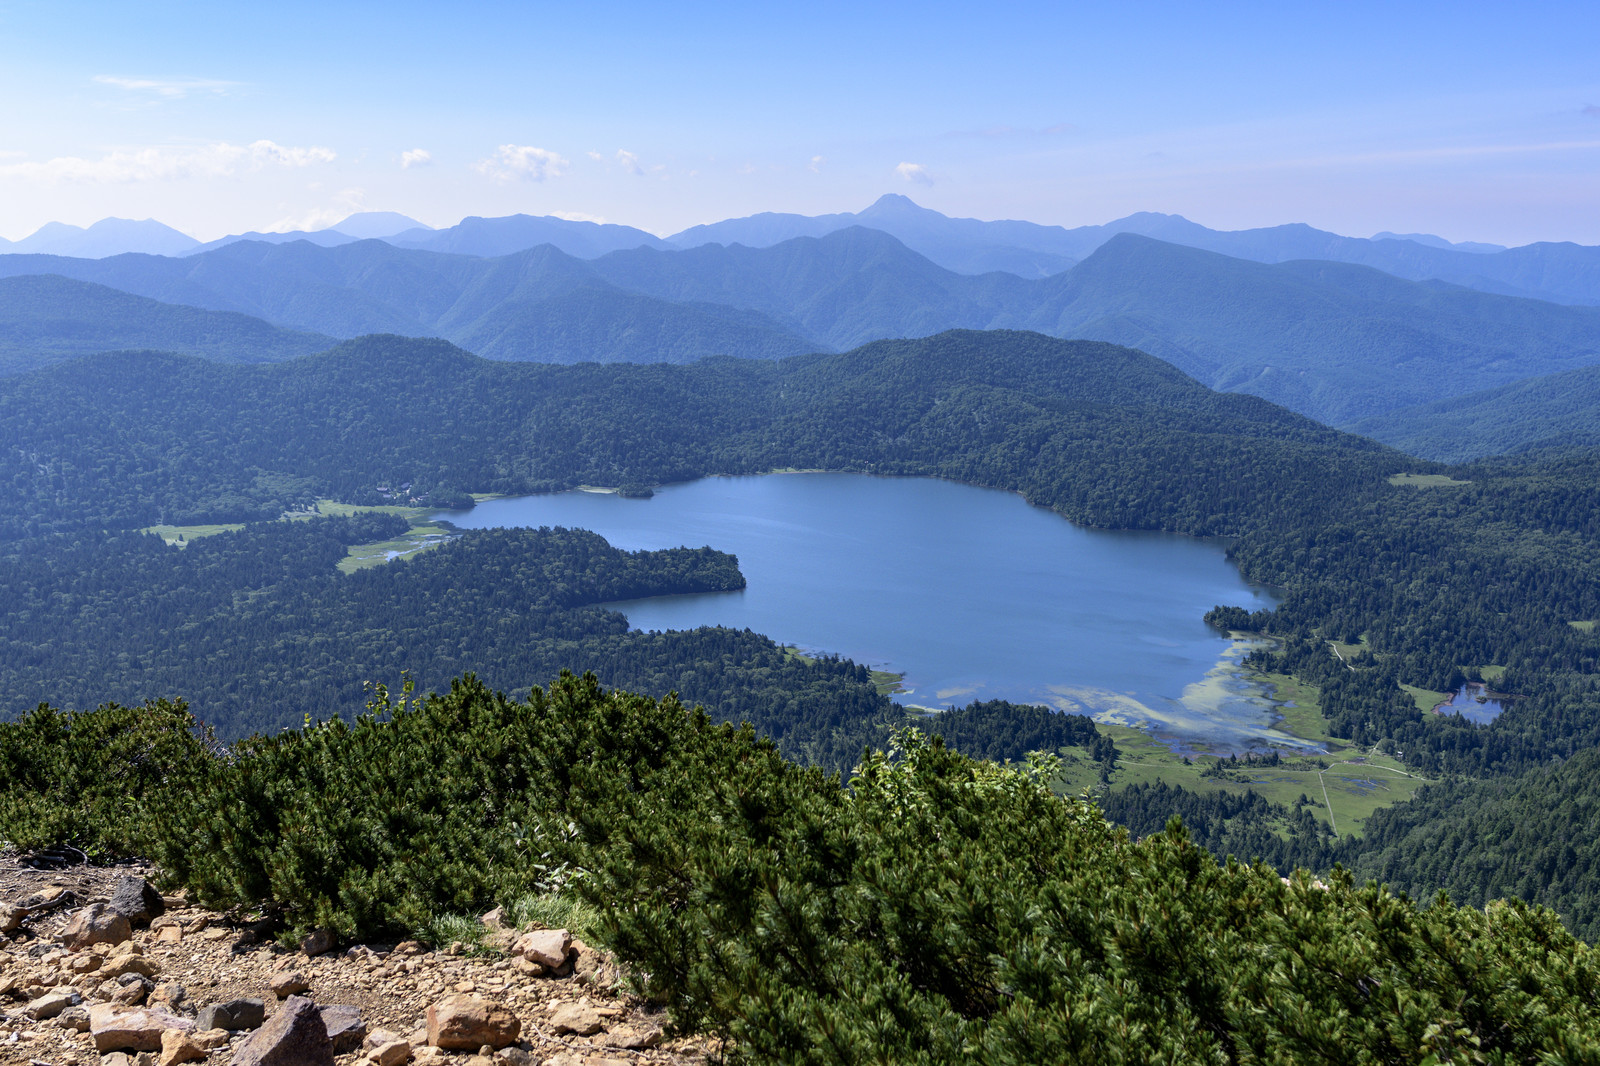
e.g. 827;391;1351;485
9;196;1598;306
3;225;1599;429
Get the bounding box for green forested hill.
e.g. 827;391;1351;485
0;330;1390;538
1348;363;1600;461
0;273;334;374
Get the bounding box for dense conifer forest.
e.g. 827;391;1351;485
7;328;1600;1046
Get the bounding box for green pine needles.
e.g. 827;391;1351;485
3;675;1599;1063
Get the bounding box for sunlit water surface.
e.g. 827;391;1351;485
437;473;1312;752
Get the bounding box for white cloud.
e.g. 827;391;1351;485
587;150;604;161
93;75;237;99
400;148;432;170
473;144;569;182
809;155;825;172
615;149;645;176
552;211;608;224
0;140;335;184
896;161;934;186
269;188;367;233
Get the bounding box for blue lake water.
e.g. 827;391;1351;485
436;473;1317;752
1433;683;1510;724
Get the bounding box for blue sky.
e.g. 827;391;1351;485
2;1;1597;244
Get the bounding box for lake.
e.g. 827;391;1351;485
436;473;1314;752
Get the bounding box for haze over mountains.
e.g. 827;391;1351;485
3;222;1600;431
8;196;1597;304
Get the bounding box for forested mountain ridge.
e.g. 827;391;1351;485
1349;363;1600;461
0;273;335;375
6;230;1600;424
0;330;1393;539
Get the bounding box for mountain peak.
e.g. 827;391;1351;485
4;217;200;258
328;212;432;239
860;193;933;217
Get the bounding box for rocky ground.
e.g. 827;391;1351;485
0;853;720;1066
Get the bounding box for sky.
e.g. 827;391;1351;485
1;1;1597;245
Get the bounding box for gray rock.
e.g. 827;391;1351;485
56;1004;92;1032
108;876;164;927
26;988;80;1019
319;1004;367;1054
195;997;266;1031
233;995;334;1066
58;902;132;951
112;973;155;1007
300;926;336;957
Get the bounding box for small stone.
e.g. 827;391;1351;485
269;970;310;997
547;1003;605;1037
56;1004;91;1032
2;904;26;933
394;940;425;956
492;1049;531;1066
365;1028;399;1050
157;927;183;945
412;1048;449;1066
510;929;569;970
425;994;520;1050
372;1039;412;1066
192;1029;230;1051
89;1004;193;1053
149;982;187;1011
232;995;333;1066
319;1004;367;1054
113;974;155;1007
58;903;132;952
67;952;102;974
479;907;506;928
108;878;165;928
195;998;265;1032
602;1020;664;1050
158;1028;205;1066
301;928;336;957
25;988;78;1020
102;954;162;980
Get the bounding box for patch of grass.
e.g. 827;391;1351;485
419;912;494;955
140;522;245;545
869;667;905;697
784;645;905;698
1259;672;1335;747
507;891;603;943
338;525;456;573
1063;722;1425;839
1400;683;1450;714
316;498;434;521
1477;664;1508;680
1387;472;1471;488
1569;621;1596;633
